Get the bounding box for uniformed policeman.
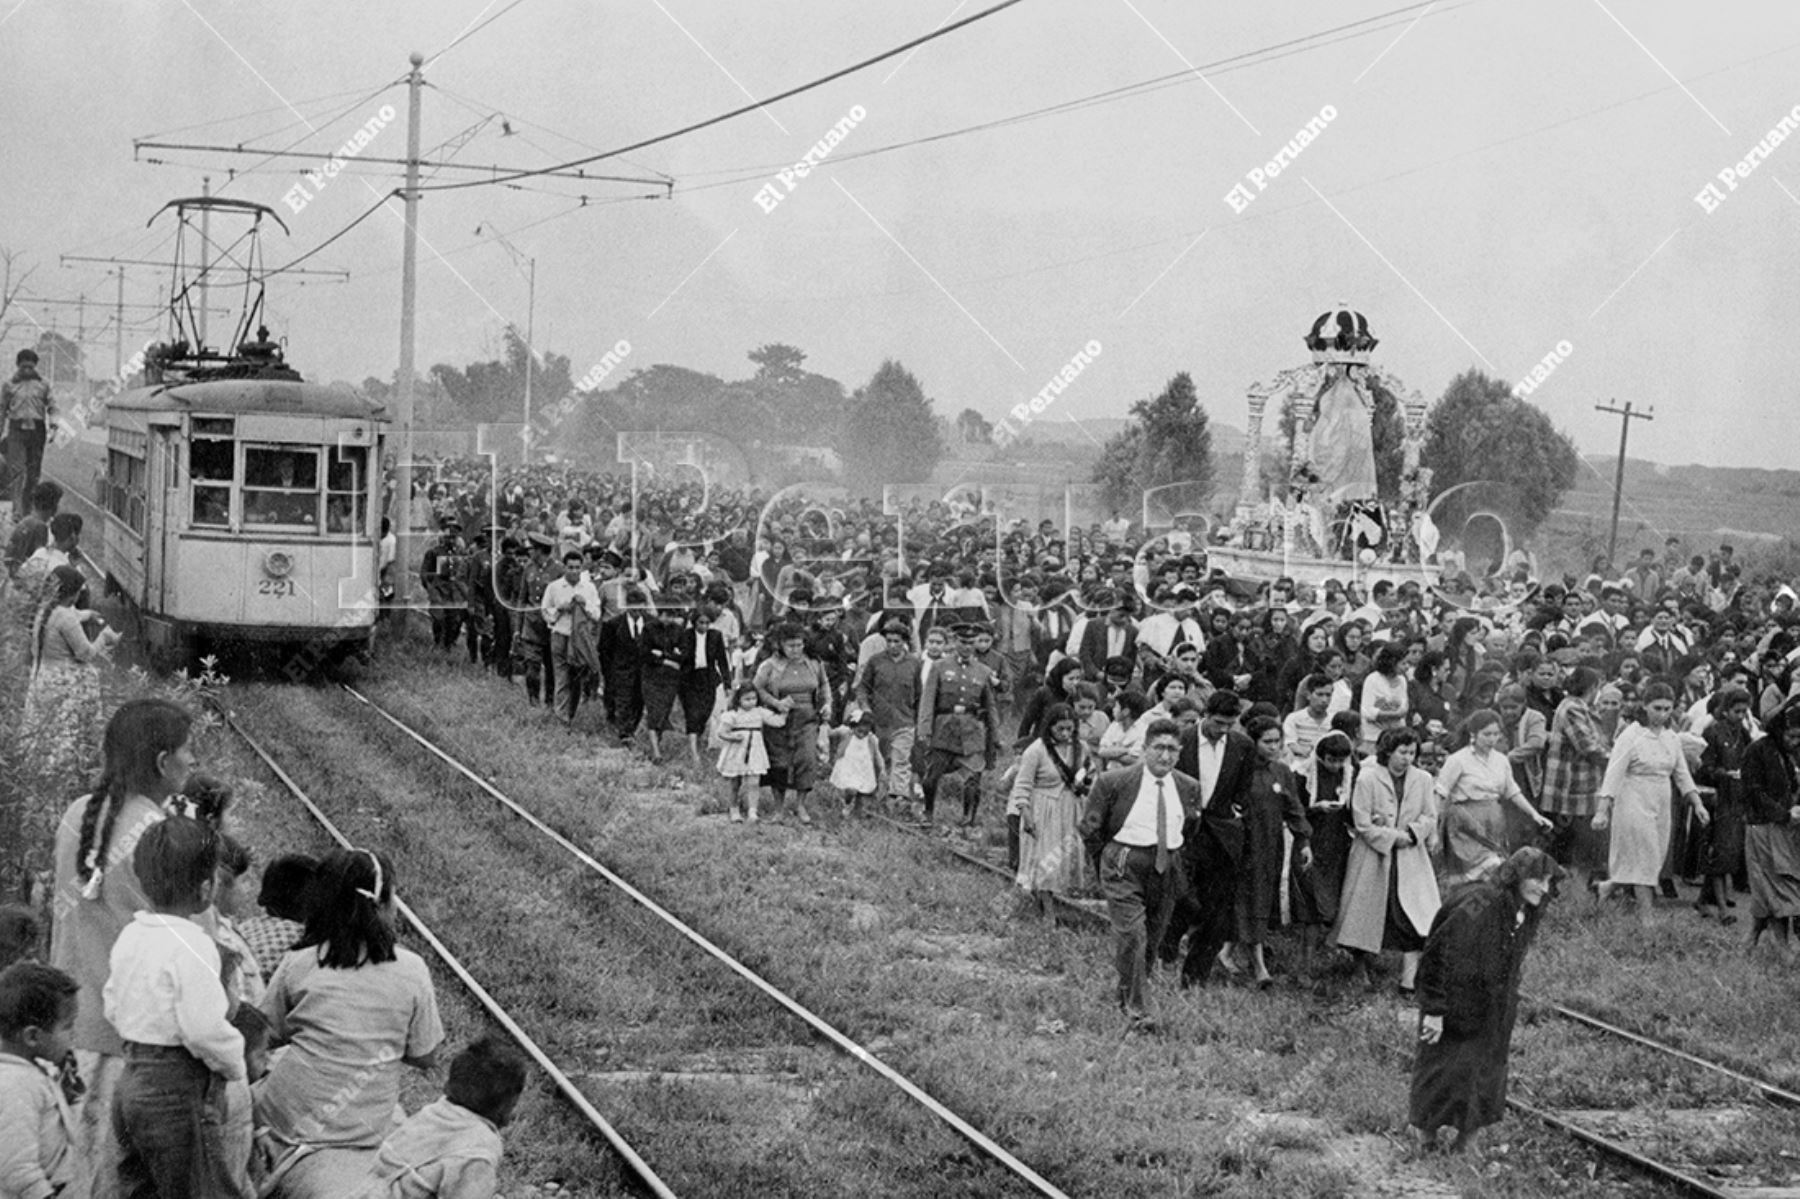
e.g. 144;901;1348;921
512;532;558;705
915;621;1001;829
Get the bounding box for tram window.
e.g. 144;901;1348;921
243;446;320;528
325;445;367;535
106;449;147;534
191;437;234;481
190;435;235;528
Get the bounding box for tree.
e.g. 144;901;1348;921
1421;368;1579;535
837;359;945;491
1091;371;1213;514
740;343;847;444
31;331;83;386
428;328;573;430
955;407;993;444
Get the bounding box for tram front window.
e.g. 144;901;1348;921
243;446;320;527
191;435;234;528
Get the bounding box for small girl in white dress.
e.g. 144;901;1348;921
829;707;887;819
715;683;786;823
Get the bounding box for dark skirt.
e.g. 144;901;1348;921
642;667;680;731
1410;1016;1511;1134
1385;865;1426;953
1698;782;1747;878
1289;807;1351;927
765;715;819;792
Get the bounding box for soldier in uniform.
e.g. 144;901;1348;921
915;621;1001;830
512;533;557;705
462;528;498;666
420;521;468;650
488;534;520;680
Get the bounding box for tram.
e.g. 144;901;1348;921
65;197;389;670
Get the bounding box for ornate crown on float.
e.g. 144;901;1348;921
1304;306;1378;365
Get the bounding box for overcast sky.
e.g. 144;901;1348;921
4;0;1798;471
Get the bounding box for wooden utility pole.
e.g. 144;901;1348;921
394;51;424;619
1595;399;1653;571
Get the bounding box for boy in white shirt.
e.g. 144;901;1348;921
103;817;246;1198
1283;675;1337;765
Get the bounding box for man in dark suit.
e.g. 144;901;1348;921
1080;718;1200;1029
1161;689;1254;986
1079;592;1138;680
599;587;651;745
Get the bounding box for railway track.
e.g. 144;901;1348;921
878;798;1800;1198
225;682;1073;1199
219;704;678;1199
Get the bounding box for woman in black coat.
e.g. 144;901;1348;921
1015;657;1083;748
1410;846;1563;1154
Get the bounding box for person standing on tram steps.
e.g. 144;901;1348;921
2;348;55;510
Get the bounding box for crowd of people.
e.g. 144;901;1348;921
6;447;1800;1188
402;458;1800;1151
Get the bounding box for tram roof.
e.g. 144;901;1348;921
107;378;387;421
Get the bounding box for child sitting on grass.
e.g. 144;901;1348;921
236;853;316;982
828;707;886;819
102;815;246;1198
713;682;786;824
352;1034;528;1199
0;962;79;1199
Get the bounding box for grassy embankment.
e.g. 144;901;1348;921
302;638;1800;1197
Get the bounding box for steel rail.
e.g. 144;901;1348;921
865;813;1108;931
1523;993;1800;1109
1505;1098;1733;1199
219;705;680;1199
865;806;1760;1197
341;684;1074;1199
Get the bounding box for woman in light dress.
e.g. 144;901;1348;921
1435;710;1553;886
1593;682;1708;922
1011;703;1092;912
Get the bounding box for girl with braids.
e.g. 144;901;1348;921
256;848;444;1199
49;697;194;1196
16;565;120;879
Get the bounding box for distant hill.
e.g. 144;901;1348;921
1554;456;1800;541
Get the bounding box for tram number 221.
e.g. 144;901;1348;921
256;579;297;598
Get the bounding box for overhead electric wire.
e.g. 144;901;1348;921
673;0;1476;192
427;81;675;183
259;193;396;280
424;0;536;68
131;83;401;143
411;0;1031;195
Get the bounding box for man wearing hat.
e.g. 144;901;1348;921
511;533;559;705
1;347;54;507
599;587;653;743
915;621;1001;828
420;521;468;651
